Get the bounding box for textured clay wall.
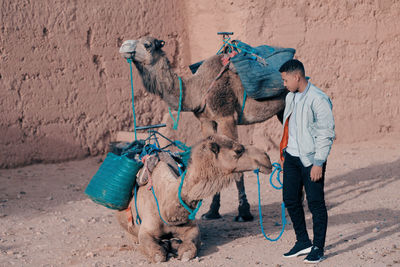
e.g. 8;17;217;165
0;0;189;167
1;0;399;167
183;0;400;150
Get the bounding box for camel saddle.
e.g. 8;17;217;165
136;152;183;186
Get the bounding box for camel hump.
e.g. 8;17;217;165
136;152;183;186
153;161;180;184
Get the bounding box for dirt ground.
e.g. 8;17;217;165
1;134;400;267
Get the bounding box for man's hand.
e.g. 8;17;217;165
310;165;323;181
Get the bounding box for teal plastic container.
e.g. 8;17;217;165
85;153;143;210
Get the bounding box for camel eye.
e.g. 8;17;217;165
144;42;152;49
234;146;245;157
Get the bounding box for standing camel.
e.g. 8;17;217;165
119;36;286;222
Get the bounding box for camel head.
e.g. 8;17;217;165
190;135;272;176
119;36;165;65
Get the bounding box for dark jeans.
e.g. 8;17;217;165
282;151;328;249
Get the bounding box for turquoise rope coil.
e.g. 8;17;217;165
254;165;286;242
168;76;183;130
270;162;283;190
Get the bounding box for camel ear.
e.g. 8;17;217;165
209;142;220;156
155;39;165;49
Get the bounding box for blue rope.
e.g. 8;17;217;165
151;186;170;225
216;36;232;54
127;59;138;141
178;169;203;220
270;163;283;190
254;167;286;242
132;135;192;225
134;183;141;225
168;76;183;130
238;90;247;124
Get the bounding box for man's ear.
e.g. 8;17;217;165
295;72;301;81
209;142;220;157
155;39;165;49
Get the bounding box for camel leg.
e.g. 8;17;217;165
138;228;167;263
198;116;217;137
201;116;253;221
201;192;222;220
233;173;254;222
198;116;222;220
221;116;254;221
115;210;139;243
175;225;201;262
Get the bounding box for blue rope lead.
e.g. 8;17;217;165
254;168;286;242
127;58;137;141
168;76;183;130
178;170;203;220
151;186;170;225
270;162;283;190
134;183;141;225
238;90;247;124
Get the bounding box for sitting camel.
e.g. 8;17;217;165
116;135;272;263
119;36;286;221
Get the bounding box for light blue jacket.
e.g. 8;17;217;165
283;82;335;167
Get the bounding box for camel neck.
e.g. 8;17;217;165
179;170;204;207
135;57;190;111
180;164;231;205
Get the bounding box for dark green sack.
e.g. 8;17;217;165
85;152;143;210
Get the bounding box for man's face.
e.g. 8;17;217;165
281;72;299;93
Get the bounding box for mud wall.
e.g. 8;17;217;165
183;0;400;151
0;0;189;167
1;0;399;167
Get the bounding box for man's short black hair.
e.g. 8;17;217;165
279;59;305;76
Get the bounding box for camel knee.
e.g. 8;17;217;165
115;210;138;241
175;226;200;261
115;210;130;232
177;242;198;262
139;234;167;263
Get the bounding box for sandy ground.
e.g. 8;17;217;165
1;135;400;267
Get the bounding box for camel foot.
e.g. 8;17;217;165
235;199;253;222
153;253;167;263
233;214;254;222
201;210;222;220
177;243;197;262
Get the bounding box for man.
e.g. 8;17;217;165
278;59;335;263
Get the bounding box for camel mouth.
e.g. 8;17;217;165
119;40;137;60
258;165;273;174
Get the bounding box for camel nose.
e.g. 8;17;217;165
119;40;138;59
257;152;272;174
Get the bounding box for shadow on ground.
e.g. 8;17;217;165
198;158;400;257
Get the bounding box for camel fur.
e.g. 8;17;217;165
116;135;272;263
119;36;285;221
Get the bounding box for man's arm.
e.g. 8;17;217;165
311;96;335;181
312;96;335;164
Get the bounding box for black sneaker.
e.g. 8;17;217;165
283;242;312;258
304;246;324;263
